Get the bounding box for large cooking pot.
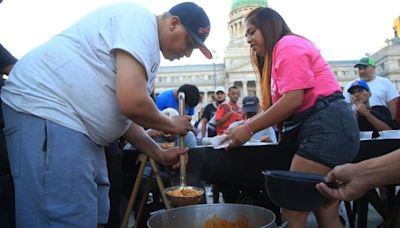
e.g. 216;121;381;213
147;203;276;228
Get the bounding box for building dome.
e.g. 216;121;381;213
231;0;268;11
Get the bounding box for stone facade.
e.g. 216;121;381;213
371;38;400;89
155;1;400;120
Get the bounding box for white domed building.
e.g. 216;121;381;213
155;0;400;120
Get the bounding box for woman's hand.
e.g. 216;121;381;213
220;124;252;150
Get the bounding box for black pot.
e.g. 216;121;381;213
262;170;330;211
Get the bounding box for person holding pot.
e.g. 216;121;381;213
316;148;400;201
1;2;212;227
220;7;359;228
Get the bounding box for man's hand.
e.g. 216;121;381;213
355;103;370;116
316;163;371;201
156;147;188;169
164;115;192;136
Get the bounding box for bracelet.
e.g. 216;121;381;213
244;121;254;135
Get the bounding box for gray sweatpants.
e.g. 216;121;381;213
2;104;110;227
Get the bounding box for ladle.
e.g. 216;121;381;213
164;92;204;206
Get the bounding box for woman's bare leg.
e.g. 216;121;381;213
285;155;342;228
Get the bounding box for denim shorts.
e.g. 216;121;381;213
296;100;360;167
2;104;110;227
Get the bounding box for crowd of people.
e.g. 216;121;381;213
1;0;400;227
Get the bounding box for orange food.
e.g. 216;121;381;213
181;188;202;196
167;188;202;197
203;215;249;228
167;189;185;197
159;142;175;149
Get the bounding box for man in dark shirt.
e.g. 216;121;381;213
199;86;226;138
348;80;394;138
0;43;17;228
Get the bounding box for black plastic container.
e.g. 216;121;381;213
262;170;330;211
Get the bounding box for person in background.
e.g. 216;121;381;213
156;84;200;116
104;140;124;228
214;86;242;135
221;7;359;228
343;57;399;120
228;96;277;143
194;108;204;140
0;35;17;228
348;80;394;137
317;148;400;201
0;44;15;76
200;86;226;138
1;2;18;226
1;2;211;227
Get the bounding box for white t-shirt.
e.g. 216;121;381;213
1;2;160;145
344;76;399;106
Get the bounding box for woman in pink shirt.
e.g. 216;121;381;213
222;7;359;227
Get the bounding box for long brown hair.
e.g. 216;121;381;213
245;7;293;110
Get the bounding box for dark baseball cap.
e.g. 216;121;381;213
347;80;370;93
354;57;376;68
242;96;260;113
169;2;212;59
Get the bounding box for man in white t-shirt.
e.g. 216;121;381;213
1;2;211;227
343;57;399;119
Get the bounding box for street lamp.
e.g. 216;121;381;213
213;62;216;90
212;50;218;90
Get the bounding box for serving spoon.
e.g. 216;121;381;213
163;92;204;206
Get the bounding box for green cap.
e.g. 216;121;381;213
354;57;376;68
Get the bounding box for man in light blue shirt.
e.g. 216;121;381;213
156;84;200;116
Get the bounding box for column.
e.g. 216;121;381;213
242;80;248;97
